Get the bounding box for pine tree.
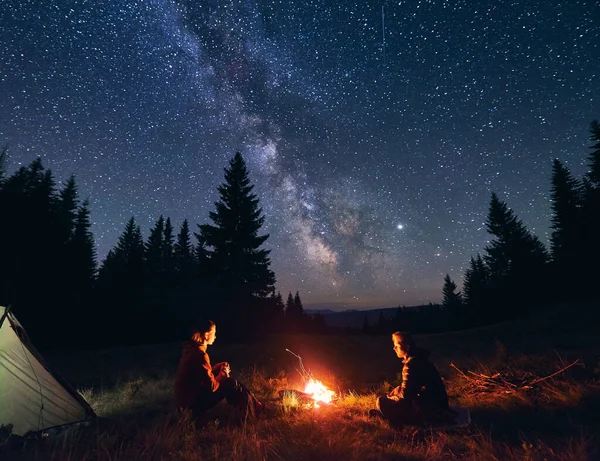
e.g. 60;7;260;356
57;175;78;244
198;152;276;333
145;215;165;276
97;217;145;344
484;193;549;316
442;274;463;311
0;145;7;186
580;121;600;297
163;217;175;277
586;120;600;186
293;291;304;316
550;159;583;296
71;200;97;283
285;292;295;316
463;254;488;312
174;219;195;282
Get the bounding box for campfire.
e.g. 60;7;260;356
304;377;336;408
285;349;337;409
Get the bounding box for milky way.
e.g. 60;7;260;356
1;0;598;309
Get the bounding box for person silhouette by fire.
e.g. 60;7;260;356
174;319;264;422
370;331;451;426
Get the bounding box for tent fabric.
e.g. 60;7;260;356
0;305;95;436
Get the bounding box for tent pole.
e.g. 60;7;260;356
0;304;12;330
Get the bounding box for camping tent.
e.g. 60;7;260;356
0;305;96;437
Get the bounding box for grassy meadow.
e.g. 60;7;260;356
3;305;600;460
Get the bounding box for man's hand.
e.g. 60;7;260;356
214;361;231;378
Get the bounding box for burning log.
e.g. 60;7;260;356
284;349;337;408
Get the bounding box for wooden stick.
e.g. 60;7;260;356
529;359;579;385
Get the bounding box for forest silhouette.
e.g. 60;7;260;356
0;120;598;349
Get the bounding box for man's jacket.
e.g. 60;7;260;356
174;341;220;409
389;347;449;410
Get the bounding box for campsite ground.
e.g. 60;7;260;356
5;304;600;460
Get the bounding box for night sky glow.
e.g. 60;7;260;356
1;1;598;309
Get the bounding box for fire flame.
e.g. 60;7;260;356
304;378;335;408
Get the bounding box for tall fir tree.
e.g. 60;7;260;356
550;159;583;296
198;152;276;337
293;291;304;316
174;219;195;283
97;217;145;344
462;254;488;315
442;274;463;312
0;145;7;186
285;292;295;316
484;193;549;317
586;120;600;186
580;120;600;297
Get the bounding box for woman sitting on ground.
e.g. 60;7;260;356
370;331;451;426
174;319;264;420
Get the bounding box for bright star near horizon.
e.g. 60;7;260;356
397;224;404;230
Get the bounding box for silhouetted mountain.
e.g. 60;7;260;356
304;306;422;328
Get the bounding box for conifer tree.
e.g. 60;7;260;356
285;292;295;315
57;175;78;244
198;152;276;334
586;120;600;186
293;291;304;316
550;159;583;295
163;217;175;276
0;145;7;186
145;215;165;276
174;219;195;282
463;254;488;312
97;217;145;343
580;121;600;297
442;274;463;311
484;193;549;316
71;200;97;283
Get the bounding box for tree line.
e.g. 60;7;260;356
0;151;324;349
379;119;600;334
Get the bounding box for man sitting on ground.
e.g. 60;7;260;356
370;331;450;426
174;319;264;422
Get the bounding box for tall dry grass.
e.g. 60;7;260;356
3;356;598;461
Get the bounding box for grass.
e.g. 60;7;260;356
4;309;600;460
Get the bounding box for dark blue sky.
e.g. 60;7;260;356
1;0;598;309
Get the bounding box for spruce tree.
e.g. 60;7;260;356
174;219;195;283
581;121;600;297
0;145;7;185
97;217;145;344
293;291;304;316
550;159;583;296
484;193;549;317
198;152;276;335
442;274;463;311
463;254;488;314
586;120;600;186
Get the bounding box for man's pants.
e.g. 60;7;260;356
191;377;258;418
376;396;422;425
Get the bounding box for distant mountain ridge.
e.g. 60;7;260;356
304;305;424;328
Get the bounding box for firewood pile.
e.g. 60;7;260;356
449;360;579;395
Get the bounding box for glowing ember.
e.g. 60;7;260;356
304;378;335;407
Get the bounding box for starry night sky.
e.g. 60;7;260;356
1;0;598;310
